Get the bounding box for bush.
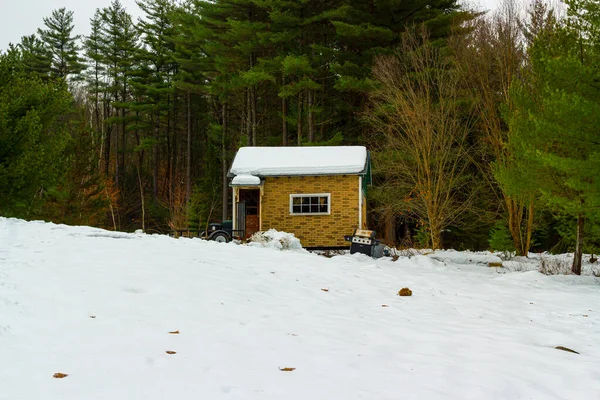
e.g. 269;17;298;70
538;256;572;275
488;221;515;252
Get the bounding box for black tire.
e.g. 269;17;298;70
210;232;230;243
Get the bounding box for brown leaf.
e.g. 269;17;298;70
166;350;177;355
53;373;68;379
381;304;389;308
555;346;579;354
321;288;329;292
279;367;296;372
169;330;180;334
89;316;96;319
398;288;412;296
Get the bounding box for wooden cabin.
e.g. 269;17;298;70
228;146;371;248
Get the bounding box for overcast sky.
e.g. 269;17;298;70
0;0;501;52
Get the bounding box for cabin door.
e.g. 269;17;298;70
237;189;260;239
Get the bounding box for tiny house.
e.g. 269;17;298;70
228;146;371;248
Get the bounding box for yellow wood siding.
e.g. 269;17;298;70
261;175;360;247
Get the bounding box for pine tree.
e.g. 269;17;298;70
18;34;52;79
499;13;600;274
0;51;73;216
97;0;139;190
37;8;85;79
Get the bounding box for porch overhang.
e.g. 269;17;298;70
230;174;262;187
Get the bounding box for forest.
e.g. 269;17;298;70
0;0;598;273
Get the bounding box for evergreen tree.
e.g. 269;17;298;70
18;34;52;79
37;8;85;79
0;51;73;216
499;12;600;274
97;0;140;190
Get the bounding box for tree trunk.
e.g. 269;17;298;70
385;211;396;245
282;75;288;146
103;125;111;177
572;213;584;275
153;113;159;199
297;92;303;146
222;102;229;222
246;88;252;146
308;89;315;142
137;163;145;232
114;91;120;190
403;221;411;242
506;196;534;256
119;104;126;191
525;199;534;257
186;92;192;202
251;86;257;146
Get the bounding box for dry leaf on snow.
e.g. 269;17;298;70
321;288;329;292
555;346;579;354
166;350;177;355
169;330;180;334
279;367;296;372
53;373;68;379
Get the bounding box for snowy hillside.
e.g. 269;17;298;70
1;218;599;400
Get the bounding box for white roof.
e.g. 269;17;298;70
230;146;367;177
231;174;261;186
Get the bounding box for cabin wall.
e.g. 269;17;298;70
261;175;360;247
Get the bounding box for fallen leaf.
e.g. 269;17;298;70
89;316;96;319
555;346;579;354
169;330;180;334
321;288;329;292
583;315;588;317
381;304;389;308
398;288;412;296
288;333;299;336
166;350;177;355
53;373;68;379
279;367;296;372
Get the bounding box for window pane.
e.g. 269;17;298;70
302;205;310;213
292;205;301;214
293;197;301;205
311;204;319;213
319;204;328;213
301;197;310;205
310;197;318;205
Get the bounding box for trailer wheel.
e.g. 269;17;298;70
211;232;230;243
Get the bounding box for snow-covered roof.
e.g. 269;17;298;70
229;146;368;177
231;174;261;186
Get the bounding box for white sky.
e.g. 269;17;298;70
0;0;501;52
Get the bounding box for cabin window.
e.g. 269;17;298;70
290;193;331;215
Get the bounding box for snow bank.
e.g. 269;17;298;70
428;249;503;265
247;229;303;251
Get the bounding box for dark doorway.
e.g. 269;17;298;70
238;189;260;239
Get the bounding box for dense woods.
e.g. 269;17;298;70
1;0;599;273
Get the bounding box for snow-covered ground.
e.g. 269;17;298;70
1;218;599;400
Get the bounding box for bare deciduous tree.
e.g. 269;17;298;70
367;27;478;249
452;0;537;256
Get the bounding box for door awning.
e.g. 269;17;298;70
231;174;261;187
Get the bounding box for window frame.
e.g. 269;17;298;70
289;193;331;216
